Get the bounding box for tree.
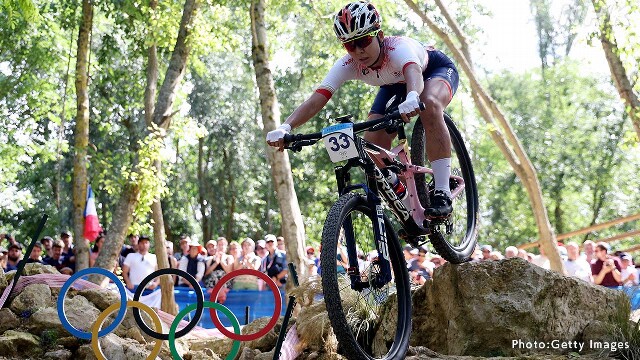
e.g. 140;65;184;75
71;0;92;272
591;0;640;141
250;0;306;276
403;0;565;272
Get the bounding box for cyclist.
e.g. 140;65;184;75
266;1;459;217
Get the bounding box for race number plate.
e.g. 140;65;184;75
321;123;359;163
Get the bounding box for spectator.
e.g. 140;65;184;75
120;233;139;267
517;249;528;260
558;244;568;261
431;255;445;268
205;240;217;260
490;251;504;260
233;238;262;290
480;245;492;261
620;254;638;286
532;244;550;270
409;246;433;284
60;231;75;271
203;238;234;302
228;241;241;262
1;233;17;248
4;243;22;271
277;236;286;253
174;235;190;261
255;240;267;260
122;235;158;294
178;239;206;288
403;244;414;262
89;234;105;267
583;240;596;264
165;241;179;284
260;234;288;288
306;246;320;269
217;236;229;255
505;246;518;259
41;236;53;255
564;242;592;283
0;247;7;271
26;241;44;264
43;240;73;275
591;242;622;287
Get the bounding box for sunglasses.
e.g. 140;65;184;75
343;30;380;52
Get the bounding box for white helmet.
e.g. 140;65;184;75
333;1;381;43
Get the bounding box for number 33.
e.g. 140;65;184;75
328;133;350;151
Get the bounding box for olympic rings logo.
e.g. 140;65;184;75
57;267;283;359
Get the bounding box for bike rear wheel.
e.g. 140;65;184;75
410;113;479;263
321;192;411;360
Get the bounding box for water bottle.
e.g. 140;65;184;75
383;169;407;200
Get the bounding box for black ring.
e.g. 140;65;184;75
132;268;204;340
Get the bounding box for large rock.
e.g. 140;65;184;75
78;288;120;311
410;258;629;356
0;330;41;357
0;308;18;334
61;294;101;335
9;283;53;315
0;267;7;293
22;262;60;275
25;306;68;335
77;333;156;360
43;348;73;360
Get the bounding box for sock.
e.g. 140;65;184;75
431;158;452;197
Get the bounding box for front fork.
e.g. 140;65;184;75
335;161;393;290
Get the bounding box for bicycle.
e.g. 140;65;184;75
283;106;478;360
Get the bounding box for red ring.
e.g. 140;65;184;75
208;269;282;341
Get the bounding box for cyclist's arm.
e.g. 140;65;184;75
269;92;329;151
401;63;425;122
286;92;329;130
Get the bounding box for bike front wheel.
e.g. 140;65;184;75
321;192;411;360
411;113;479;263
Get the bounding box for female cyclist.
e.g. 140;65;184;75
266;1;459;217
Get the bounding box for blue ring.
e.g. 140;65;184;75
57;267;127;340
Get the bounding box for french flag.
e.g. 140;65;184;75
83;185;102;242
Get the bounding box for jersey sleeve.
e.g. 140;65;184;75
316;55;357;100
387;37;427;74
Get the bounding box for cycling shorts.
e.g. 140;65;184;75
369;50;459;115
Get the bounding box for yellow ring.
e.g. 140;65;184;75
91;300;163;360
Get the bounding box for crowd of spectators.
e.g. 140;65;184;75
465;241;640;287
2;229;638;298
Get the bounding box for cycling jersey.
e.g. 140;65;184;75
316;36;429;99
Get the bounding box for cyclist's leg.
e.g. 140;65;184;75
419;51;460;216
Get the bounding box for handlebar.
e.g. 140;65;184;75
283;103;425;151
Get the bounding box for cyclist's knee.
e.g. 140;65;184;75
419;94;445;122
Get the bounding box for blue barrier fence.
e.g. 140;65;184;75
174;288;287;328
616;286;640;310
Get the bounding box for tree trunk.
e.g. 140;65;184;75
407;0;565;273
72;0;93;272
591;0;640;141
250;0;306;278
147;0;199;315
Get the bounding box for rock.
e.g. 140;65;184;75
0;308;18;334
76;344;99;360
188;337;233;358
43;348;73;360
78;288;120;311
238;347;259;360
56;335;81;349
0;267;7;293
0;330;41;357
9;283;53;315
240;316;283;352
25;306;68;335
86;333;154;360
410;258;630;356
184;348;222;360
22;263;60;275
62;294;101;336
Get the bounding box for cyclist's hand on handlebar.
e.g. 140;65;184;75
266;123;291;152
398;90;421;123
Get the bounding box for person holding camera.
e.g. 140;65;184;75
591;242;622;287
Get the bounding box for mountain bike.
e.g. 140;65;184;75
283;107;478;360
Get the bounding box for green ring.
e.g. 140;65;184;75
169;301;241;360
